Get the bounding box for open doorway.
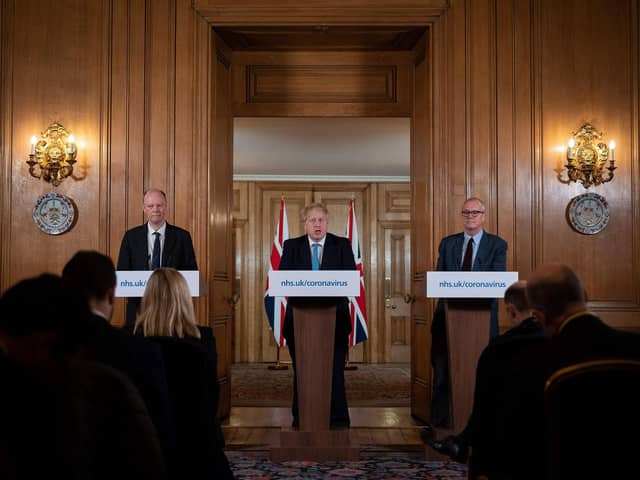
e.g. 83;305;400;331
230;117;412;411
206;20;432;428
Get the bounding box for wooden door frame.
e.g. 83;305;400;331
192;1;448;423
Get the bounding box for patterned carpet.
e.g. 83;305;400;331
228;454;466;479
231;363;411;407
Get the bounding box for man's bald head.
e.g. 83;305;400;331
526;264;585;334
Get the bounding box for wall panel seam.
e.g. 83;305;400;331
167;0;176;212
143;0;152;191
101;0;114;253
631;0;639;304
532;0;543;268
0;0;14;291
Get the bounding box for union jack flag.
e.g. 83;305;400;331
345;199;369;347
264;198;289;347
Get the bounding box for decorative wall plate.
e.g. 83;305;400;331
32;192;77;235
567;192;610;235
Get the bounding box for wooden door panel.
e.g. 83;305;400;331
209;34;233;418
382;226;411;363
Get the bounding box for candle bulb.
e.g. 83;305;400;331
567;138;575;161
30;136;37;155
609;140;615;162
67;135;76;154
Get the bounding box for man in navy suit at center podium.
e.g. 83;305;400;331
279;202;356;428
430;197;507;427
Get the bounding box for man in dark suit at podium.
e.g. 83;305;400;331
117;189;198;326
279;202;356;428
430;197;507;427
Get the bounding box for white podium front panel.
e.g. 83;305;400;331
268;270;359;297
426;271;518;298
115;270;200;297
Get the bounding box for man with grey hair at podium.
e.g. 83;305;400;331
430;197;507;428
278;202;356;429
117;188;198;326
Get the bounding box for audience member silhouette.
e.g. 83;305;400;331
135;267;233;479
524;264;640;479
0;274;167;479
527;264;640;366
424;280;549;477
478;264;640;480
62;250;175;470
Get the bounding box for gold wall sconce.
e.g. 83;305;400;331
558;123;616;189
27;122;77;187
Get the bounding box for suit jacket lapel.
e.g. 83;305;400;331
474;233;490;271
162;224;176;266
136;225;150;269
320;234;335;269
299;236;312;269
454;234;464;270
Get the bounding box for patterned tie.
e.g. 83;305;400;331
151;232;161;270
462;238;474;271
312;243;320;270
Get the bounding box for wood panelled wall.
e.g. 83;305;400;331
0;0;237;415
232;181;410;364
1;0;639;420
0;0;213;325
410;0;640;421
419;0;640;326
232;51;413;117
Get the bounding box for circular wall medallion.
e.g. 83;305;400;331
32;192;77;235
567;192;610;235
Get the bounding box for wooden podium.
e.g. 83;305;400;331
444;299;491;433
426;271;518;435
269;298;360;462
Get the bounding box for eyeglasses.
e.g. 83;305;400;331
461;210;484;218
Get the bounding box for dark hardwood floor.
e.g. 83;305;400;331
222;406;427;449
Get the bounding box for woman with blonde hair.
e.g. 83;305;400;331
134;267;233;479
135;268;200;339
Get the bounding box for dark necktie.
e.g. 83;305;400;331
312;243;320;270
462;238;474;271
151;232;161;270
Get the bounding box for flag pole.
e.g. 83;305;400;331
345;349;358;370
268;344;289;370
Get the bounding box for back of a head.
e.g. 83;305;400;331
527;264;585;323
136;268;199;338
504;280;530;313
62;250;116;301
0;274;90;358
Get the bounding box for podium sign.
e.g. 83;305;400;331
115;270;200;297
268;270;359;297
426;271;518;298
